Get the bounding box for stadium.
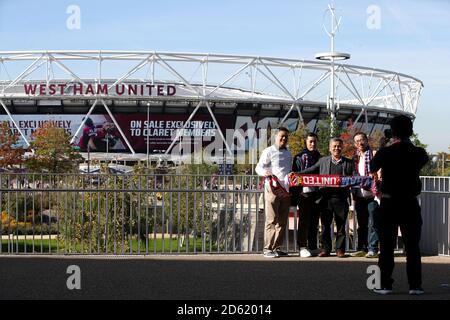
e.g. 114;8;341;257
0;50;423;164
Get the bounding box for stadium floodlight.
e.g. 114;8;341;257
315;2;351;135
315;52;350;61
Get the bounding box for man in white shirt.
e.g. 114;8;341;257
351;132;380;258
255;127;292;258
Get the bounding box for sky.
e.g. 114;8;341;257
0;0;449;153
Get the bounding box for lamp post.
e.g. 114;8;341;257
87;143;90;174
315;2;350;137
147;102;150;168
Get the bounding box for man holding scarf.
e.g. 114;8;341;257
300;137;355;258
351;132;381;258
255;127;292;258
291;132;321;258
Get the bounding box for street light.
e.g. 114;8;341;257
439;153;446;176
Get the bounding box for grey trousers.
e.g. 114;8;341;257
263;183;291;251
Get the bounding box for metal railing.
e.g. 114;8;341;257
0;173;264;255
1;174;448;256
420;177;450;256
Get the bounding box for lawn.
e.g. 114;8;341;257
1;236;218;254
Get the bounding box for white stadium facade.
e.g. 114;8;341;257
0;50;423;162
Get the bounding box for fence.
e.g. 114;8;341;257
420;177;450;256
1;174;449;256
0;173;264;255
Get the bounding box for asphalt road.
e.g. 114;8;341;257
1;255;450;300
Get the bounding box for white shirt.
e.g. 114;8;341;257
255;145;292;190
356;153;373;198
358;155;367;176
332;157;343;165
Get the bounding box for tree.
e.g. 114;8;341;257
411;133;428;149
25;123;83;173
434;151;450;176
316;118;343;156
339;120;357;158
0;122;25;170
288;120;308;157
410;133;438;176
338;120;384;158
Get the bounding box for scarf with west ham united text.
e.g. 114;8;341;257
288;173;373;188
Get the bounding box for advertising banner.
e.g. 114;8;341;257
0;114;234;153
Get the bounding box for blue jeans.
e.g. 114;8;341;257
355;197;380;252
367;200;380;252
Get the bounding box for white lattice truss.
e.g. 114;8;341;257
0;51;423;154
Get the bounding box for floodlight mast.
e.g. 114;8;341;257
315;2;350;136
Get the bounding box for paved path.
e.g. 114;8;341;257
1;254;449;300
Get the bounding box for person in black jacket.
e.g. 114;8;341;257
291;132;321;257
370;115;428;295
301;137;355;257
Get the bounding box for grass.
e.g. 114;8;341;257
1;238;58;254
1;236;219;254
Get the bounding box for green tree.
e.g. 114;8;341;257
411;133;428;149
57;173;150;254
434;151;450;176
316;118;343;156
410;133;438;176
288;121;308;157
25;123;83;173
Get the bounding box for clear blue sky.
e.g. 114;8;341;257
0;0;449;153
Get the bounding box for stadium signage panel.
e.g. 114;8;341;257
1;114;233;153
23;83;177;96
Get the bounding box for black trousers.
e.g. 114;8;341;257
320;196;349;253
378;197;423;289
296;192;320;250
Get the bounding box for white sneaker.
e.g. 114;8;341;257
365;251;379;258
373;288;393;295
409;288;425;295
299;248;312;258
263;250;278;258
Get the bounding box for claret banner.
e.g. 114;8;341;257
0;114;306;158
112;114;234;152
0;114;234;153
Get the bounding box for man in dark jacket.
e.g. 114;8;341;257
291;132;321;257
301;137;355;257
370;115;428;295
